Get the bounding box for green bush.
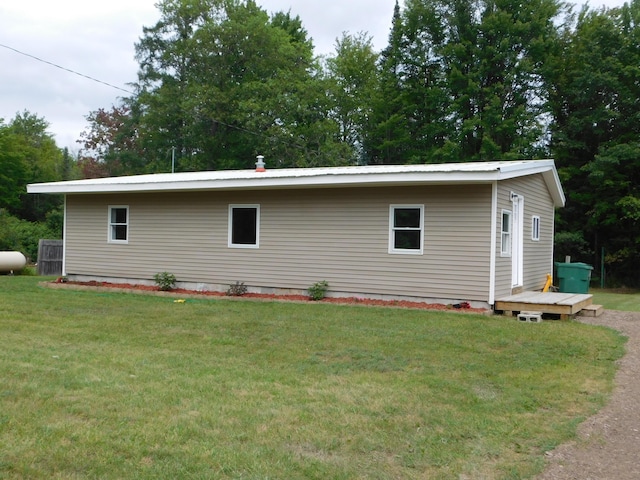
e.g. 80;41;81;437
153;272;177;291
0;209;59;262
226;281;247;296
308;280;329;301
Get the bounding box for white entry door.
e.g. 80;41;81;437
511;193;524;288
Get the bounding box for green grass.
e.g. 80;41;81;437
0;277;626;479
591;288;640;311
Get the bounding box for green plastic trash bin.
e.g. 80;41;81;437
555;262;593;294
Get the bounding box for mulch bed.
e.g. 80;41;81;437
48;279;488;314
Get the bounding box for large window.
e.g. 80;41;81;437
229;205;260;248
501;210;512;256
389;205;424;254
109;206;129;243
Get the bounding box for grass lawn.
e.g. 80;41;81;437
0;276;626;479
591;288;640;312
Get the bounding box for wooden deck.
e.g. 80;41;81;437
495;291;593;319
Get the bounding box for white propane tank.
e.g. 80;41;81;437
0;252;27;272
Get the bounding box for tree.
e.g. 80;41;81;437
365;1;412;164
368;0;562;163
324;32;379;163
470;0;559;159
9;111;62;182
131;0;348;171
0;121;27;212
79;103;145;176
398;0;450;162
547;1;640;286
3;112;64;221
0;112;64;257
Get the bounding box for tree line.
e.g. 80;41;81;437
1;0;639;286
0;112;67;260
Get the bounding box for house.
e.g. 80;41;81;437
27;159;565;308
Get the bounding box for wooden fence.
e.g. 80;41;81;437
37;239;63;276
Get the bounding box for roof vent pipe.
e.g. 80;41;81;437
255;155;266;172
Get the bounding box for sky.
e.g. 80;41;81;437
0;0;628;152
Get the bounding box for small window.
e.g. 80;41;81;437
109;206;129;243
501;210;511;256
389;205;424;254
229;205;260;248
532;216;540;241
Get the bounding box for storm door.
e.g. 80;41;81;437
511;193;524;288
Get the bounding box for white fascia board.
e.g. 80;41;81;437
494;159;555;175
27;170;505;194
542;169;566;207
26;160;564;202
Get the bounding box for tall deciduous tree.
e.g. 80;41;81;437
79;103;144;176
9;111;62;183
131;0;347;171
5;112;63;221
0;120;27;212
324;32;379;163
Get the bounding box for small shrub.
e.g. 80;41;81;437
16;266;37;276
226;281;247;296
308;280;329;301
154;272;176;291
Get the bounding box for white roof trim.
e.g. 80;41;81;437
28;160;565;206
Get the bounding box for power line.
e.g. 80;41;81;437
0;42;134;95
0;42;304;149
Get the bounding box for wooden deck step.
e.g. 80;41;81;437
579;304;604;317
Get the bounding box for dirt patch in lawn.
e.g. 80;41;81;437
45;280;489;314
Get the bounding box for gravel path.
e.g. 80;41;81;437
536;310;640;479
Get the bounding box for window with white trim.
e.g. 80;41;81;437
532;216;540;241
109;206;129;243
501;210;511;256
228;205;260;248
389;205;424;254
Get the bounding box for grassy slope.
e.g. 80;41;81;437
0;277;626;479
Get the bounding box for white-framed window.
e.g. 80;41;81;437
532;216;541;241
108;206;129;243
389;205;424;254
501;209;512;256
228;204;260;248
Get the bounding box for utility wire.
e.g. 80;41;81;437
0;42;303;148
0;42;134;95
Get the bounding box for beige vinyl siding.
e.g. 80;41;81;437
65;184;493;301
494;174;556;298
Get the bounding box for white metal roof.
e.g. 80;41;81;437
27;159;565;206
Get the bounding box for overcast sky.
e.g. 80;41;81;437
0;0;627;152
